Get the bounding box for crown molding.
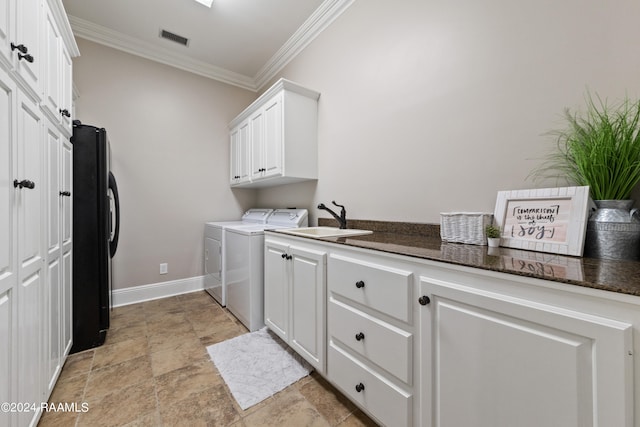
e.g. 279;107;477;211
67;0;355;92
68;15;258;91
254;0;355;90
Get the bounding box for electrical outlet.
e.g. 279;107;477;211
160;263;168;274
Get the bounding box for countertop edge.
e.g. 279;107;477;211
269;219;640;299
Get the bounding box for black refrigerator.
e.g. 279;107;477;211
70;120;120;354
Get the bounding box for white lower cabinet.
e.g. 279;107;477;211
264;232;640;427
328;343;412;427
327;250;415;427
419;271;635;427
264;235;327;373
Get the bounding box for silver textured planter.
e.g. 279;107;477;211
583;200;640;261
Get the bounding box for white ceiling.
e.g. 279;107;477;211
61;0;353;91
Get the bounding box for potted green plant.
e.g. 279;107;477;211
485;224;501;248
532;91;640;260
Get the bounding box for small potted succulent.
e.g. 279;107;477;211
485;224;502;248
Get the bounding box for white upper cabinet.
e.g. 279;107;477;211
42;1;60;121
0;0;11;69
261;94;284;177
42;0;73;136
12;0;41;100
229;78;319;188
230;121;251;185
0;0;77;115
59;42;72;134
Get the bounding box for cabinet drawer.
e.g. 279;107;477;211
328;342;411;427
328;298;412;384
328;254;413;323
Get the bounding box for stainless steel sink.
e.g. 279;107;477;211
277;226;373;239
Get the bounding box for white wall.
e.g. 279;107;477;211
257;0;640;224
73;39;258;290
73;0;640;290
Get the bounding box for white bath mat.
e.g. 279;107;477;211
206;327;312;410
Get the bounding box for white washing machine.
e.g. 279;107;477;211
225;208;308;331
204;209;274;306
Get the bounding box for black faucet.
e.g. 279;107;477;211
317;201;347;229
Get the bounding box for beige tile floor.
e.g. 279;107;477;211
38;291;379;427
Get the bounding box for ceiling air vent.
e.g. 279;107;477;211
159;29;189;47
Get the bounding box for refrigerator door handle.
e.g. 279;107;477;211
108;171;120;258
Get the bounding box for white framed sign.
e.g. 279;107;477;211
493;186;590;256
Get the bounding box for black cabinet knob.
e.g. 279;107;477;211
418;295;431;306
59;108;70;118
10;43;27;54
14;179;35;189
355;280;365;289
17;53;33;63
355;332;365;341
281;253;287;259
287;254;292;260
59;191;71;197
355;383;365;393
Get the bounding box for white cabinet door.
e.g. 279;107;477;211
229;127;239;183
289;245;326;372
59;137;72;357
0;66;16;427
264;239;289;340
44;119;61;395
42;1;73;137
13;0;40;99
0;0;11;67
264;236;326;373
16;89;44;427
247;94;282;182
262;94;283;178
249;109;263;180
230;121;250;185
0;60;16;313
61;136;72;356
420;277;633;427
42;2;60;121
59;43;72;135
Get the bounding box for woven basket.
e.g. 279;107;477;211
440;212;494;245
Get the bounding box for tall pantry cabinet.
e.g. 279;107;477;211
0;0;78;426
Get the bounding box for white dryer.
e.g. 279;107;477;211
204;209;273;306
225;208;308;331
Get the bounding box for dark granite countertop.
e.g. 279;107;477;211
272;219;640;298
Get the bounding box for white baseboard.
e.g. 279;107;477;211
112;275;205;307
